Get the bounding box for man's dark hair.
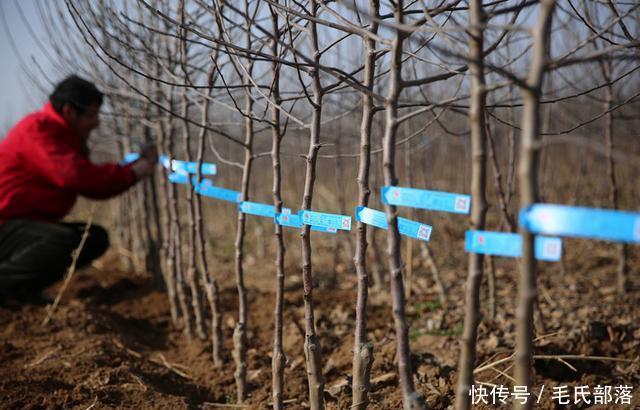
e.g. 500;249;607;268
49;75;103;115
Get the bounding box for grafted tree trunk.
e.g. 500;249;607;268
233;3;255;400
369;155;385;291
404;142;414;299
269;3;286;408
601;62;628;295
300;2;325;408
140;69;163;288
456;1;488;407
112;104;135;273
419;242;448;308
179;0;205;340
158;117;179;325
196;64;223;365
515;2;556;409
168;127;192;337
352;1;379;406
124;111;146;273
381;1;426;408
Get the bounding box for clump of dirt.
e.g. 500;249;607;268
0;248;638;409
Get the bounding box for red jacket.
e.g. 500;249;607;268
0;103;136;224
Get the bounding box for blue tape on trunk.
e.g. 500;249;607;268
195;183;241;203
275;212;337;233
275;212;302;228
355;206;432;242
239;202;292;218
173;160;217;175
465;230;563;261
159;155;216;175
310;225;338;234
239;201;276;218
299;210;352;231
519;204;640;244
160;155;170;169
381;186;471;214
121;152;140;165
168;172;213;187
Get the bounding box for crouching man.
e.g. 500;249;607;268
0;75;156;304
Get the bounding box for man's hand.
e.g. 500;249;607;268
140;143;158;164
131;143;158;180
131;158;155;180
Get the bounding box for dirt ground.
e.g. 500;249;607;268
1;242;639;409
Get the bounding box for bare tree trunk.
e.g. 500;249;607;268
487;122;515;232
404;141;414;299
417;243;446;310
158;118;179;325
456;1;488;407
369;155;385;291
132;129;150;272
141;72;163;288
352;2;378;406
196;64;223;365
179;0;205;340
123;107;145;273
113;112;134;273
484;120;511;323
300;3;325;407
505;84;517;214
602;62;628;295
515;3;555;409
169;137;192;337
233;6;255;400
332;136;345;283
181;107;206;341
269;4;286;407
382;2;426;408
233;150;251;402
486;255;496;321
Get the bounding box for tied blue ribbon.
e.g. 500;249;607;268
355;206;432;242
519;204;640;244
299;210;352;231
465;230;562;261
381;186;471;214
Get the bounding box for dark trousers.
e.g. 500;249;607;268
0;220;109;296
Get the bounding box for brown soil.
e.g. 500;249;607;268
1;246;639;409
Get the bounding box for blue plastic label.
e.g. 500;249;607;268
275;212;337;234
121;152;140;165
158;155;216;175
239;201;276;218
275;212;302;228
160;155;171;169
381;186;471;214
168;172;189;184
173;160;217;175
311;225;338;234
519;204;640;244
239;202;292;218
355;206;432;242
169;172;213;187
299;210;352;231
195;183;241;203
465;230;563;261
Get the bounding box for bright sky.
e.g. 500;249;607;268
0;0;55;133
